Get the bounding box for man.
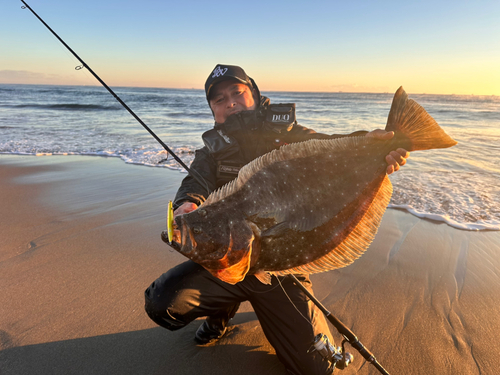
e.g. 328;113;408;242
144;64;409;374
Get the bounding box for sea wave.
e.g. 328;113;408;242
389;204;500;231
165;112;213;119
0;148;195;172
3;103;121;111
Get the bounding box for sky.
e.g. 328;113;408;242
1;0;499;95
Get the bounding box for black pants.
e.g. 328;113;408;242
144;261;333;375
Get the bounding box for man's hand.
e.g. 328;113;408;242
366;129;410;174
174;202;198;217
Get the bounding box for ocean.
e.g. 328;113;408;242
1;84;499;231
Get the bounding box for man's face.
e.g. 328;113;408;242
209;79;257;123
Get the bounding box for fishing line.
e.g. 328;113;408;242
20;0;211;195
276;276;314;327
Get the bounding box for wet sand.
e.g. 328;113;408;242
1;155;499;374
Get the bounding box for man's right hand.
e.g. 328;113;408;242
174;202;198;217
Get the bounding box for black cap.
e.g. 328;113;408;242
205;64;258;101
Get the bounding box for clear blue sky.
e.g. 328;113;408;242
1;0;499;95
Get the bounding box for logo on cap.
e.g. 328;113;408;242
212;66;228;78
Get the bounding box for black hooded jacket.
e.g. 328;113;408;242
173;96;367;209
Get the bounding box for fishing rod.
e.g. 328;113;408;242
290;274;390;374
20;0;210;194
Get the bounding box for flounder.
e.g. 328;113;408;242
164;87;457;285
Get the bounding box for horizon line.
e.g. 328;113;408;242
0;82;498;98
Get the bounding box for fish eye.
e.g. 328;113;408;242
198;209;207;217
193;228;202;234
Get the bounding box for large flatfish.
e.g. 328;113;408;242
165;87;457;284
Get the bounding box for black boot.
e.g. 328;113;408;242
194;303;240;345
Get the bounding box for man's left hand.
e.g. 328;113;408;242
366;129;410;174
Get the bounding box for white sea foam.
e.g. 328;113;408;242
388;204;500;231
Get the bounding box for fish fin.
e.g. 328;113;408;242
275;175;392;276
205;223;255;285
386;87;457;151
254;271;273;285
261;222;289;238
210;246;253;285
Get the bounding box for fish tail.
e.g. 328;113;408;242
385;87;457;151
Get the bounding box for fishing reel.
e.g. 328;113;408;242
308;333;354;371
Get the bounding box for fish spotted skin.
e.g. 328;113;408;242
168;87;457;285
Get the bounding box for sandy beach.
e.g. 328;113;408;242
1;154;499;375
